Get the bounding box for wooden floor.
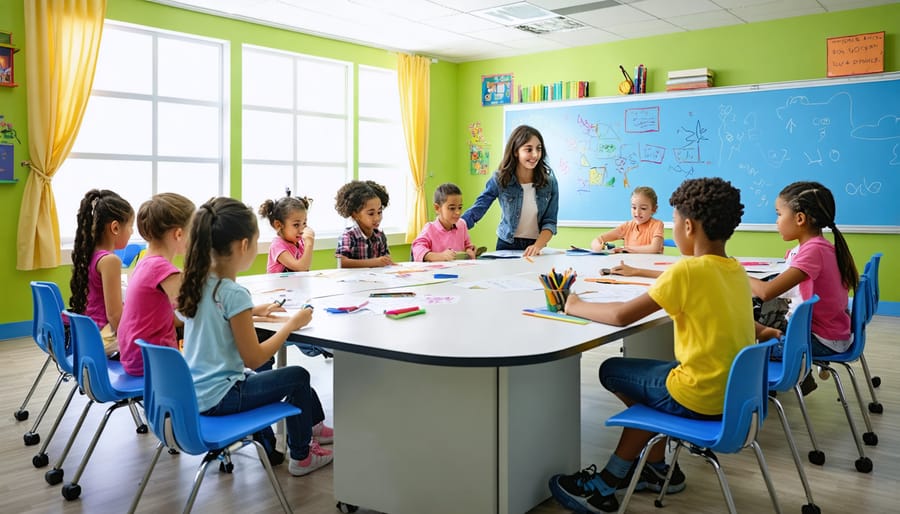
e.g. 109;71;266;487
1;315;899;514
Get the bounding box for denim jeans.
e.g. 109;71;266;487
202;366;325;460
496;237;536;251
599;357;721;420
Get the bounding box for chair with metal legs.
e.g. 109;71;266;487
606;340;781;514
767;295;820;514
814;275;875;473
50;311;147;501
856;253;882;414
26;281;82;472
128;339;299;514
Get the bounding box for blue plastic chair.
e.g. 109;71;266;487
128;340;298;514
814;275;875;473
663;238;676;248
856;253;882;414
26;282;82;471
50;311;147;501
766;295;820;514
19;282;69;444
606;341;781;513
113;242;147;268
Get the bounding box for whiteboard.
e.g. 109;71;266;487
505;72;900;233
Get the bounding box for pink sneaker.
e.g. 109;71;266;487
312;421;334;445
288;440;333;476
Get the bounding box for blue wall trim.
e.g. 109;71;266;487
1;300;898;341
0;321;31;341
876;301;900;317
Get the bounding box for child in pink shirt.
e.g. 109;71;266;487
69;189;134;356
412;183;477;261
259;195;315;272
118;193;195;376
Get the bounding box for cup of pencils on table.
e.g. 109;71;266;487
540;267;576;312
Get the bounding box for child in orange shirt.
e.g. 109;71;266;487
591;186;664;254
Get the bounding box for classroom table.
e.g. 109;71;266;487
244;253;700;514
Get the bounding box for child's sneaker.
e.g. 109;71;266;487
548;464;645;513
312;421;333;444
640;462;686;494
288;440;333;476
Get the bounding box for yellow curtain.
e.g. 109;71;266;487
396;54;430;243
16;0;107;270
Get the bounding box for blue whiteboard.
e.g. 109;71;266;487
505;73;900;232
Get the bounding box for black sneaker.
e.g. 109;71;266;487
549;464;646;513
800;373;818;396
640;462;686;494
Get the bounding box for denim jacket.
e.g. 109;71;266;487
462;170;559;243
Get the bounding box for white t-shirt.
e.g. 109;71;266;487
514;183;539;239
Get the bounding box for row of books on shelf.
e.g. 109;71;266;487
631;64;648;94
518;80;589;103
666;67;714;91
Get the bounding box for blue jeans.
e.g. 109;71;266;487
202;366;325;460
600;357;721;420
811;334;841;358
496;237;535;251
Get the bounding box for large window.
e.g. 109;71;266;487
242;46;410;242
358;65;411;234
56;22;227;244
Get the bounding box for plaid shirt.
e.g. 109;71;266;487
335;225;390;260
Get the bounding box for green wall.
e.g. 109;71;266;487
0;1;897;332
454;4;900;304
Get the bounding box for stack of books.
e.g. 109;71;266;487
518;80;589;103
666;68;714;91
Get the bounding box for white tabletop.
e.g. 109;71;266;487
243;251;682;366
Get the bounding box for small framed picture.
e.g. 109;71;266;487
482;73;513;106
0;47;13;86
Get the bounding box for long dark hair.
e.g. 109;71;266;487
69;189;133;314
177;197;257;318
496;125;551;189
779;181;858;291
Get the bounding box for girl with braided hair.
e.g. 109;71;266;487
69;189;134;356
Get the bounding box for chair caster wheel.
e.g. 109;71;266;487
45;468;64;485
808;450;825;465
168;448;180;455
868;402;883;414
863;432;878;446
871;376;880;388
23;431;40;446
337;501;358;512
14;409;29;421
62;482;81;500
855;457;873;473
136;424;148;434
654;500;665;508
33;453;49;468
219;461;234;473
802;503;821;514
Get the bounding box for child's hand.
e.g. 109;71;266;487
610;261;638;276
253;302;286;318
302;227;315;240
287;304;314;331
465;248;477;260
434;249;456;261
563;292;581;313
612;246;626;254
757;325;783;342
377;255;395;267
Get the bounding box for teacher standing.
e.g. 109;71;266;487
462;125;559;258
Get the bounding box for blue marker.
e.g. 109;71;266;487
434;273;458;279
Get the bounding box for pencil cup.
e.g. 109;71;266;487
544;287;570;312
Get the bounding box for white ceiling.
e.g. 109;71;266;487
149;0;897;62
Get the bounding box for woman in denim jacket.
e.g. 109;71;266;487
462;125;559;258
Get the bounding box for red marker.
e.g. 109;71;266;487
384;306;421;316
